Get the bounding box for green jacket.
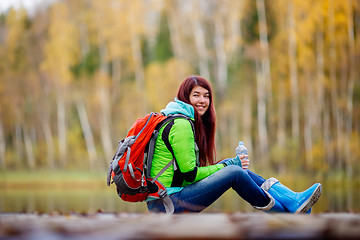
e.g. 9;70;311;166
150;98;224;195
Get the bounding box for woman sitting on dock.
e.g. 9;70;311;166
147;75;322;214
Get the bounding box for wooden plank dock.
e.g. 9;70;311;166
1;212;360;239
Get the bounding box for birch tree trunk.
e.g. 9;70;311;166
0;119;5;168
79;22;90;58
15;123;23;165
99;42;109;75
242;85;253;169
167;6;184;61
304;74;314;168
316;28;333;167
129;15;146;113
76;101;97;169
214;9;228;100
287;0;300;142
277;80;286;173
57;93;67;168
24;128;35;170
42;117;55;169
229;113;239;156
191;4;210;80
256;0;273;124
98;83;113;165
132;34;146;111
324;103;333;168
256;60;268;166
255;0;270;164
213;4;231;158
98;40;114;165
111;58;122;101
128;11;144;89
315;27;325;141
229;1;242;55
328;0;342;168
345;0;355;177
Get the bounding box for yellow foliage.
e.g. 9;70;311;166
4;8;28;66
145;58;193;111
349;132;360;165
0;0;359;174
41;1;80;86
310;141;329;172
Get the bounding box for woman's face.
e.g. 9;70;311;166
189;86;210;116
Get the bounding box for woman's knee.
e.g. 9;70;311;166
222;165;248;179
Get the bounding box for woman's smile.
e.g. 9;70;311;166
190;86;210;116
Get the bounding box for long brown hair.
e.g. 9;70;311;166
177;76;216;166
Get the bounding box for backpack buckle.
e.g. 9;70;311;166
158;189;167;199
141;177;146;186
113;164;121;175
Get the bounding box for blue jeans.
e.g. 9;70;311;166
147;164;269;213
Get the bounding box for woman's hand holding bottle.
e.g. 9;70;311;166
235;141;249;169
240;155;249;169
223;154;249;169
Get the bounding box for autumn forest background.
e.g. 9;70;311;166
0;0;360;201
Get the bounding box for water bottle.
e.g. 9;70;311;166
236;141;248;160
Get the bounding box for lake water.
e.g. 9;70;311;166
1;180;359;214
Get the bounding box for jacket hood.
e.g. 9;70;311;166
161;98;195;119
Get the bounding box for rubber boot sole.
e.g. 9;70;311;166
295;184;322;213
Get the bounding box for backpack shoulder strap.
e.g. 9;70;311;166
145;114;194;179
161;114;194;156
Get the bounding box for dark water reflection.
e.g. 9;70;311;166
1;180;359;214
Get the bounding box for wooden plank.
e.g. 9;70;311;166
1;212;360;239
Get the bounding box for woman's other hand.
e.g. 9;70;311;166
223;156;242;167
223;155;249;169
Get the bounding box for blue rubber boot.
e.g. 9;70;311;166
267;200;311;213
251;190;287;213
266;199;287;213
261;178;322;214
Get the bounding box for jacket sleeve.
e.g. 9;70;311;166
168;118;224;184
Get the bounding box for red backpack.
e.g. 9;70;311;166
107;112;193;214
